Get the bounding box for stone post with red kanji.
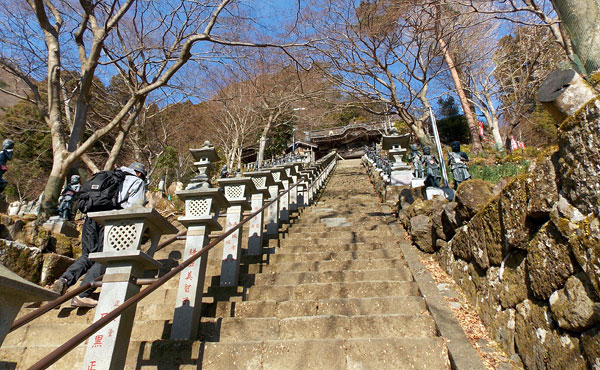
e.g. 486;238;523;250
217;177;257;287
242;170;276;255
82;208;178;370
171;188;229;340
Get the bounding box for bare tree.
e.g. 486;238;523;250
305;0;451;147
0;0;304;218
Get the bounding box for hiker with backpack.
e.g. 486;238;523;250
51;162;148;308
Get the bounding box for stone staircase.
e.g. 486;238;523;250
1;159;455;369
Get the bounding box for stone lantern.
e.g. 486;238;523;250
381;128;412;186
187;141;219;189
216;177;257;287
83;207;178;370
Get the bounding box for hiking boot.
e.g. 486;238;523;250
50;278;68;295
71;296;98;308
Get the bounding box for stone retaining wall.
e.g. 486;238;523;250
364;100;600;369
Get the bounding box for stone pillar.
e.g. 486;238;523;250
171;188;229;340
217;178;256;287
243;171;276;254
0;265;58;346
269;168;289;224
382;131;413;186
83;208;177;370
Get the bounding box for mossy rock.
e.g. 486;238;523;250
526;148;559;219
0;239;42;283
499;250;528;309
51;233;73;257
558;98;600;216
454;178;495;222
581;326;600;370
527;221;575;300
468;197;502;269
570;214;600;296
515;299;587;370
499;175;529;250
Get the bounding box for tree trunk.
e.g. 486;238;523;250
439;38;484;154
104;99;144;170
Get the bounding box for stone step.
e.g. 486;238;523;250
252;268;413;286
272;242;392;254
231;296;427;318
267;248;401;263
246;281;419;301
212;314;437;342
123;338;450;369
0;345;86;370
249;258;408;273
279;238;395;248
2;323;90;347
285;229;393;238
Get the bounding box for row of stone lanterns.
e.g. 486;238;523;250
170;142;337;341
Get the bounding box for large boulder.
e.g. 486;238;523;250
527;149;559;220
527;221;575;300
515;299;587;370
449;225;472;262
569;214;600;296
454;179;494;222
409;214;434;253
451;259;478;308
467;197;502;269
440;201;460;240
499;176;529;250
499;250;528;309
435;239;454;276
0;239;43;283
489;308;517;357
167;181;184;195
557;98;600;216
549;274;600;332
581;327;600;370
40;253;74;286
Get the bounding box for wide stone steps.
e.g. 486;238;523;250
248;258;408;274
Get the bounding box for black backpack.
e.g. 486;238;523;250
76;170;129;213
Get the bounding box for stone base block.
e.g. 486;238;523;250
42;218;79;238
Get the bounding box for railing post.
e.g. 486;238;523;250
171;188;228;340
243;171;276;254
82;208;177;370
217;177;256;287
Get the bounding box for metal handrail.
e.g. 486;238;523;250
28;178;316;369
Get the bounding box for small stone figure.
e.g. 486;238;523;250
57;175;81;220
408;144;424;178
448;141;470;189
0;139;14;193
219;165;229;179
421;146;441;188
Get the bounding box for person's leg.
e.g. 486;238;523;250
77;219;105;298
52;217;95;294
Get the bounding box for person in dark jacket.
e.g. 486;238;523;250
0;139;14;193
51;162;147;308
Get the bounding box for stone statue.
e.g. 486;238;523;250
219;165;229;179
448;141;471;189
57;175;81;220
421;146;441;188
0;139;14;193
408;144;424;178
